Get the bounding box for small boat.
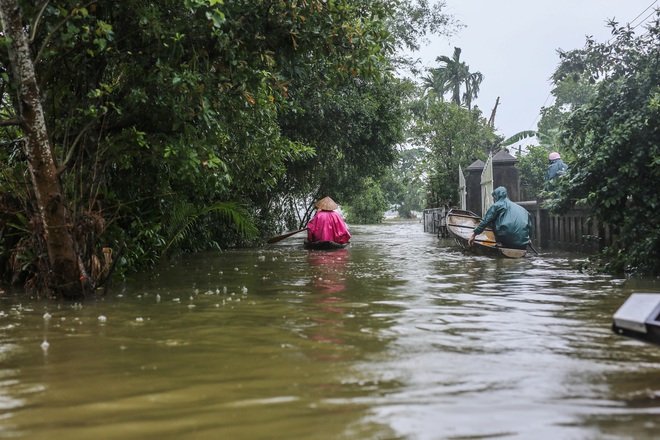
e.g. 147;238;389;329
446;208;527;259
304;240;349;250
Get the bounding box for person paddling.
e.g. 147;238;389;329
306;197;351;244
467;186;532;250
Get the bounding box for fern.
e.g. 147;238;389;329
162;201;258;256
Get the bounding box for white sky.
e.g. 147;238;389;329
411;0;659;139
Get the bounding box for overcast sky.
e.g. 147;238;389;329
411;0;659;139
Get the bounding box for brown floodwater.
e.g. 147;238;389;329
0;220;659;439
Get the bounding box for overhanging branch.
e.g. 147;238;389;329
0;117;21;127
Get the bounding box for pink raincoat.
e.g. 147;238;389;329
306;210;351;244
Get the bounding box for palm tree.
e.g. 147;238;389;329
463;71;484;110
422;47;483;109
420;72;446;103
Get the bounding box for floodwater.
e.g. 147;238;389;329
1;220;659;440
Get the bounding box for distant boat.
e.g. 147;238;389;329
304;240;349;250
446;209;527;259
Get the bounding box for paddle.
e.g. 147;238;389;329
267;228;307;244
528;243;540;256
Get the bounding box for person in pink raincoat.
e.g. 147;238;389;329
306;197;351;244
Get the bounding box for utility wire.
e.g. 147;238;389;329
529;92;553;131
629;0;658;28
632;9;659;32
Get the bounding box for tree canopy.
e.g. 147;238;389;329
0;0;457;297
409;97;498;208
421;47;483;109
549;15;660;275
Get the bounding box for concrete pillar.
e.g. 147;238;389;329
465;159;484;215
492;149;520;202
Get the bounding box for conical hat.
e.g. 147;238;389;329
315;196;338;211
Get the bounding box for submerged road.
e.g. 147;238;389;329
0;220;659;439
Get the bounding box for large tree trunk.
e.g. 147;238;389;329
0;0;85;299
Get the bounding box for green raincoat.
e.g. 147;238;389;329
474;187;532;250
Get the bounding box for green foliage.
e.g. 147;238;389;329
536;50;597;156
414;51;496;210
276;70;409;225
409;99;498;207
540;75;595;118
550;16;660;276
501;131;536;147
515;145;548;200
387;0;460;56
161;201;258;258
396;181;425;218
381;148;426;217
343;178;389;224
422;47;483;109
1;0;426;288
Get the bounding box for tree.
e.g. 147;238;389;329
342;178;389;224
515;145;548;200
276;71;409;227
423;47;483;109
381;147;426;218
410;47;492;207
386;0;462;76
537;75;595;138
0;0;406;297
409;98;498;207
550;15;660;275
0;0;85;298
462;70;484;110
535;68;596;159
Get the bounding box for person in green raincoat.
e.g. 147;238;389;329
467;186;533;250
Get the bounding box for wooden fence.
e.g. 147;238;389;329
423;206;450;238
521;201;612;253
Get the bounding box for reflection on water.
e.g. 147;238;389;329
0;220;659;439
307;249;349;344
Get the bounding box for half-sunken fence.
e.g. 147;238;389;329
520;201;612;253
422;206;450;238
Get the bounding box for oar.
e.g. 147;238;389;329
267;228;307;244
528;243;540;256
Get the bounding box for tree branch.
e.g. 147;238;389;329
29;0;50;43
33;0;99;66
0;117;22;127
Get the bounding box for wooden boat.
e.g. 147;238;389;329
304;240;349;250
446;209;527;259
